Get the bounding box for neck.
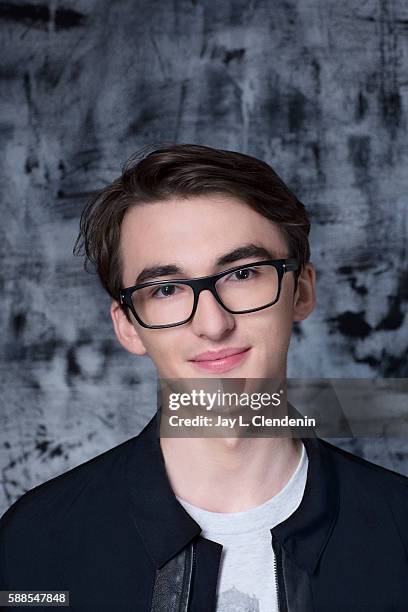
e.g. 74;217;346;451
160;434;302;513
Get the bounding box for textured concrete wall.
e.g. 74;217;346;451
0;0;407;514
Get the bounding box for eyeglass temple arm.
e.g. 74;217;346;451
284;259;299;272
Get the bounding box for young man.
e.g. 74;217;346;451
1;145;407;611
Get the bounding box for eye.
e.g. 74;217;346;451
151;284;180;298
228;267;258;281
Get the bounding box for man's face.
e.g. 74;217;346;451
112;194;315;380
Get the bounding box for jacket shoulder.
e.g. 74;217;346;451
319;438;408;489
0;430;139;540
319;438;408;549
0;416;157;589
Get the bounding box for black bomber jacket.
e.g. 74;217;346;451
1;410;408;611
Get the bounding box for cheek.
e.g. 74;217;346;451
244;303;293;354
141;330;182;363
250;298;293;334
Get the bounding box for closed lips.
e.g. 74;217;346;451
191;348;250;361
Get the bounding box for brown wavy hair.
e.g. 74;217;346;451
73;144;311;322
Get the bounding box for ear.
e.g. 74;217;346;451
292;262;316;322
110;300;147;356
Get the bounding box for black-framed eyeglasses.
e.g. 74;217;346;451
119;258;299;329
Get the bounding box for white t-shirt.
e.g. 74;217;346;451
177;443;308;612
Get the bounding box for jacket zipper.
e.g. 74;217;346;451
272;532;288;612
186;541;196;612
273;554;280;612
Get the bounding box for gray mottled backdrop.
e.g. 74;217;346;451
1;0;407;514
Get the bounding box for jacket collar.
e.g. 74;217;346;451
125;409;339;573
125;410;201;569
271;435;340;574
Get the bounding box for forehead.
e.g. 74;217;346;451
120;195;288;282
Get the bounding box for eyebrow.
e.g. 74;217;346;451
133;243;279;285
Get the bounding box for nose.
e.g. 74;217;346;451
190;288;235;340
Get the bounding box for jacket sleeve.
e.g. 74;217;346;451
0;509;10;589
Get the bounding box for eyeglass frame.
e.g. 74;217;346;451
119;258;299;329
